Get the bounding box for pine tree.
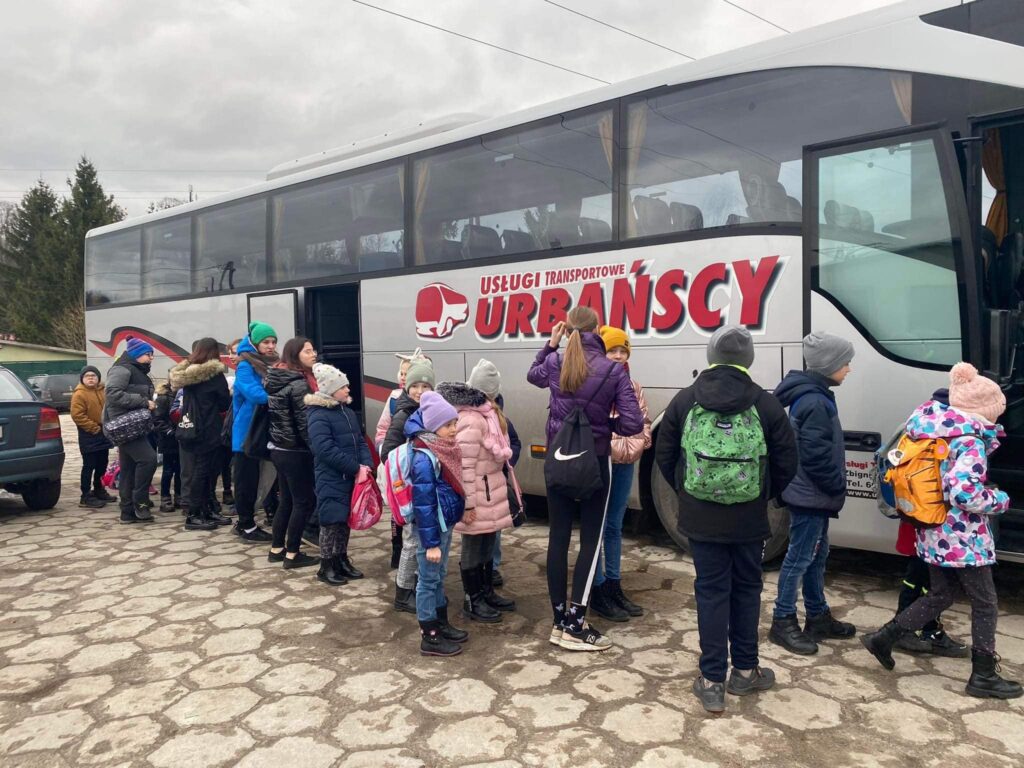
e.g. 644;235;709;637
0;182;63;342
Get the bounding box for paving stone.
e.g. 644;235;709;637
334;669;410;702
98;679;189;718
573;668;646;701
165;686;260;726
600;702;684;745
420;678;498;714
65;641;140;673
0;708;93;754
962;709;1024;753
925;743;1019;768
800;663;885;702
511;692;589;727
188;654;270;688
36;612;105;635
632;747;718;768
235;736;342;768
133;650;201;681
492;659;564;690
122;578;186;598
106;596;173;617
519;727;606;768
896;673;986;712
31;674;115;711
629;648;697;678
756;687;843;730
148;728;255;768
699;716;787;763
337;749;425;768
76;715;162;764
85;616;158;641
425;714;516;762
335;704;417;749
856;700;954;745
243;695;331;737
201;628;265;656
137;622;207;649
5;633;82;662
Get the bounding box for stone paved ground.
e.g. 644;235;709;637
0;417;1022;767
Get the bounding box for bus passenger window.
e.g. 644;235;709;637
86;230;141;306
142;218;190;299
195;198;266;294
814;138;962;365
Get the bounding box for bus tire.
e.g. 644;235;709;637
648;457;790;562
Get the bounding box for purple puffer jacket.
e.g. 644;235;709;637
527;333;644;457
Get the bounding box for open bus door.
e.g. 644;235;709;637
802;123;988;555
307;285;363;426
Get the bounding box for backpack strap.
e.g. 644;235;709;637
408;443;447;534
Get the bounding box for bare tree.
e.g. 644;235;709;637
147;197;186;213
51;301;86;351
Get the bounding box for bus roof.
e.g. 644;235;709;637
89;0;1024;238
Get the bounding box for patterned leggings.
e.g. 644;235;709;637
319;523;350;559
895;565;998;654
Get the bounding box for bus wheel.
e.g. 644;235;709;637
649;464;790;563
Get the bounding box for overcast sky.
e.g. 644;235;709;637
0;0;903;217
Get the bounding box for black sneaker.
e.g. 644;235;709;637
895;630;934;655
769;615;818;655
93;488;116;503
268;549;286;563
133;504;154;523
692;676;726;713
79;494;105;509
558;623;612;652
924;629;969;658
236;525;273;542
283;552;320;569
726;666;776;696
804;610;856;641
119;508;139;525
159;497;174;513
589;582;629;623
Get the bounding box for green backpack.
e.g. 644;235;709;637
681;404;767;504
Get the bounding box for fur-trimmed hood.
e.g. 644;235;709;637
155;381;171;396
169;359;226;391
437;381;487;408
304;392;339;409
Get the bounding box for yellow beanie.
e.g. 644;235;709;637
599;325;631;357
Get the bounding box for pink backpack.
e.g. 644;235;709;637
383;441;439;526
349;466;384;531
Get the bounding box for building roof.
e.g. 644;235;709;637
0;340;86;356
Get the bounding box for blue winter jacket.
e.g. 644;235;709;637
306;393;371;526
404;410;466;549
231;336;269;452
773;370;847;516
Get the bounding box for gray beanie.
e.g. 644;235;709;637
467;359;501;398
313;363;349;395
803;331;854;376
405;360;435;391
707;326;755;368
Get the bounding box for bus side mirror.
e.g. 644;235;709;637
986;308;1020;383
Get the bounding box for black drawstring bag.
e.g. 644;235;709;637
543;367;612;501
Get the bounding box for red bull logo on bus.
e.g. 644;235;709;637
415;282;470;339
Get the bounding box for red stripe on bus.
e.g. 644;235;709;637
364;380;394;403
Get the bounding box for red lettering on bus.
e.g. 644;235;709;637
609;273;652;332
537;287;571;333
689;263;729;330
475;297;504;339
652;269;687;332
577;282;607;325
733;256;780;328
504;292;537;337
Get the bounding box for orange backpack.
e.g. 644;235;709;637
884;434;950;528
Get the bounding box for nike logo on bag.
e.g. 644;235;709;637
554;448;587;461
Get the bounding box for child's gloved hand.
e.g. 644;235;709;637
426;547;441;563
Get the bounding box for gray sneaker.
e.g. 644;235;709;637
726;666;776;696
692;676;726;713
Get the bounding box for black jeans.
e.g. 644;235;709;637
896;565;999;655
689;539;764;683
270;450;316;552
183;445;219;515
80;449;109;497
220;446;233;494
232;452;261;529
546;457;611;611
896;556;939;634
160;451;181;498
461;532;497;570
118;437;157;511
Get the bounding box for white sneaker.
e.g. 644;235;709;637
549;625;564;646
558;622;612;652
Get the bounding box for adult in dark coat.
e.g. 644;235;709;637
656;326;797;713
169;338;231;531
307;363;371;586
103;337;157;524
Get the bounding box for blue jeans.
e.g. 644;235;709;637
595;462;635;586
416;526;453;622
773;512;830;619
493;530;502;568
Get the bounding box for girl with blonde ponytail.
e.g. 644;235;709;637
527;305;645;653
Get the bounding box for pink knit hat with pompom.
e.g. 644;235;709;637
948;362;1005;424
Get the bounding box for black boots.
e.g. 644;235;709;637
860;620;904;670
394;583;417;613
337;557;364;580
461;567;501;623
419;620;462;657
606;578;643;617
390;530;403;570
966;649;1023;699
589;581;629;623
804;610;857;641
769;615;818;655
185;507;216;531
482;563;515;612
437;603;468;644
317;556;348;586
205;503;232;527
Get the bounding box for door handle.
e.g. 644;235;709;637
844;431;881;452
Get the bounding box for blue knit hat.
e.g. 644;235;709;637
125;337;154;360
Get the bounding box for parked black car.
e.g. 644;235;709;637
26;373;79;412
0;366;64;510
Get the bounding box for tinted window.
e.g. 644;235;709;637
272;164;404;281
86;230;141;306
924;0;1024;47
624;68;910;237
814;135;962;365
413;109;613;265
195;198;266;293
143;218;191;299
0;370;32;401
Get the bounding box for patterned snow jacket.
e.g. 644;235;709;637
905;400;1009;568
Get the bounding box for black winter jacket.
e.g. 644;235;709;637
656;366;798;543
773;370;847;516
153;383;179;454
170;360;231;452
103;353;154;423
380;391;420;461
265;368;312;451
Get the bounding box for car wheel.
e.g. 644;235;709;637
22;479;61;510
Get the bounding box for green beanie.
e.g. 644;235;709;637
248;321;278;346
405;360;435;391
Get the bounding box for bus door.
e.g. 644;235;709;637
247;289;300;343
803;124;981;553
307;285;364;425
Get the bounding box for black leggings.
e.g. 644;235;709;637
160;451;181;498
183;445;219;515
896;565;999;655
896;556;939;634
80;449;109;496
270;450;316;552
546;457;612;611
232;452;261;529
220;446;233;493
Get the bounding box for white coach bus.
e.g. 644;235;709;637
85;0;1024;562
